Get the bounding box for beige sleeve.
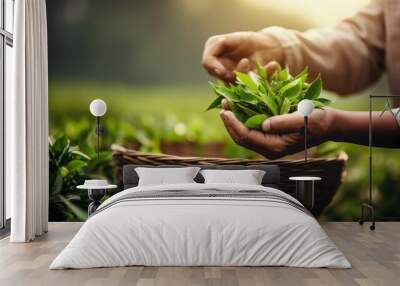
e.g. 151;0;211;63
261;0;385;95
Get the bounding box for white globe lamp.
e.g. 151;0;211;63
297;99;314;117
297;99;314;161
89;99;107;161
90;99;107;117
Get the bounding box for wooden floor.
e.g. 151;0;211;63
0;222;399;286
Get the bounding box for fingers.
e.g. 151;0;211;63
262;112;304;134
264;61;281;75
220;110;271;150
221;99;230;110
220;110;305;159
202;36;232;81
219;110;280;155
220;110;249;144
235;58;251;73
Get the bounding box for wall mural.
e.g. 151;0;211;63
47;0;400;222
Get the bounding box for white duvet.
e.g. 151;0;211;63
50;183;350;269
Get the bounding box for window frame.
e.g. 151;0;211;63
0;0;13;231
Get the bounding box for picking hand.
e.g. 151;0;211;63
219;100;335;159
202;32;284;82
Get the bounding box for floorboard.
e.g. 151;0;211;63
0;222;399;286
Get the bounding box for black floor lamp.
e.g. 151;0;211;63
359;94;400;231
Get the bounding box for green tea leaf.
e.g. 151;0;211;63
235;88;260;104
245;114;268;129
213;85;240;102
249;71;260;87
312;97;332;108
236;103;258;117
312;100;324;108
256;61;267;79
278;68;289;81
264;96;279;116
295;66;308;82
258;81;267;95
258;76;273;97
207;65;328;129
233;111;248;123
206;96;223;110
280;78;303;98
235;71;258;92
230;103;249;123
280;98;291;115
314;97;331;105
305;75;322;99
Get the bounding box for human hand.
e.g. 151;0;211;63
219;100;336;159
202;31;284;82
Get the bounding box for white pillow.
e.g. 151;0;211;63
200;169;266;185
135;167;200;186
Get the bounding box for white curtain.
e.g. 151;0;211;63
7;0;48;242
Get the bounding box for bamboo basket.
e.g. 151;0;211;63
112;144;348;217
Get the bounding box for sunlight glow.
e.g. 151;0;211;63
236;0;370;27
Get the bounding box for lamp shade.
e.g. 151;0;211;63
297;99;314;117
89;99;107;117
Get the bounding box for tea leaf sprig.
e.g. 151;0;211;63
207;63;331;129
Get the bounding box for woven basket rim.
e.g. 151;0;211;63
111;144;348;164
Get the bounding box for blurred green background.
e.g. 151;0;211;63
47;0;400;221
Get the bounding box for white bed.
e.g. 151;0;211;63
50;183;350;269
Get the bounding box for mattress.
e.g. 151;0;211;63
50;183;350;269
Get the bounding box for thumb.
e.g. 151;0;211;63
262;112;304;134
